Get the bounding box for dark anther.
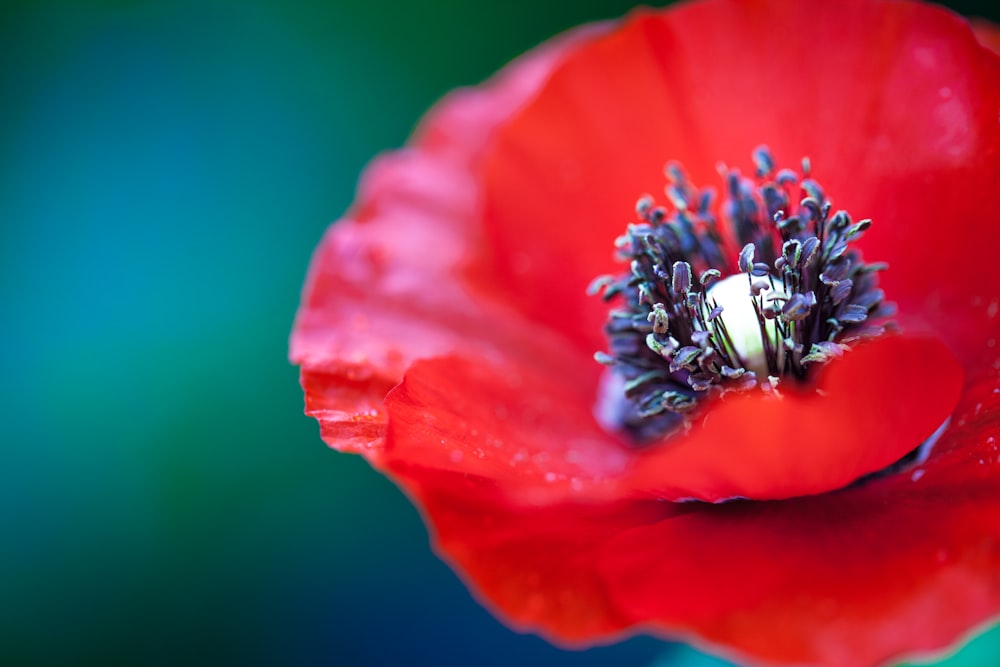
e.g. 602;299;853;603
672;261;692;295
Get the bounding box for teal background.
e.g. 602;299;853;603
2;1;998;666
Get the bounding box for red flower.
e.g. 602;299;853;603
291;1;1000;665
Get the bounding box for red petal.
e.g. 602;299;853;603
385;468;665;642
383;335;962;504
623;335;964;502
290;27;604;457
598;479;1000;667
480;0;1000;369
599;372;1000;667
387;372;1000;666
384;353;620;505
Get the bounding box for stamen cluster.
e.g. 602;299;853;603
591;147;894;440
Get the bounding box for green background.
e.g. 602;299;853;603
2;1;998;665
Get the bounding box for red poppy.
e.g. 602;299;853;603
291;1;1000;665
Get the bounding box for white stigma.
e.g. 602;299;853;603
707;273;784;380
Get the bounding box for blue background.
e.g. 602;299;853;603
3;1;998;665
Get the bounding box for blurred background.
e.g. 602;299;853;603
2;1;999;665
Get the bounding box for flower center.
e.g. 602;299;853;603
705;272;784;380
591;147;895;442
